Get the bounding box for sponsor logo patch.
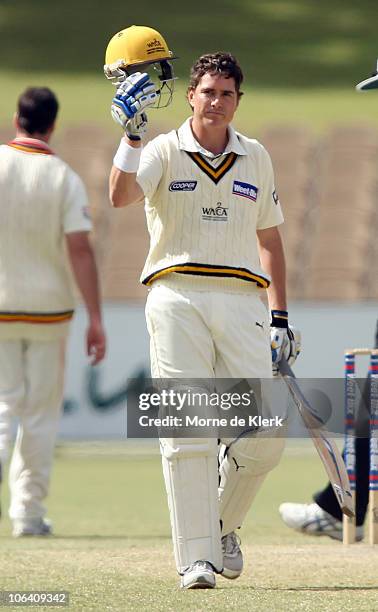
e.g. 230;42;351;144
232;180;258;202
202;202;228;222
169;180;197;192
272;189;280;205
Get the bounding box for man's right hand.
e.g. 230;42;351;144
124;112;148;141
111;72;157;138
87;319;106;366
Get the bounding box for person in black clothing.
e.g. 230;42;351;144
280;321;377;540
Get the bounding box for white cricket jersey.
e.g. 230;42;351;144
136;117;284;289
0;138;92;339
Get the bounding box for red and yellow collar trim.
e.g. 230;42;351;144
7;138;54;155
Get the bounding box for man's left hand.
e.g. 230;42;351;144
271;325;301;375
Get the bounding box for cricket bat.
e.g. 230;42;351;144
279;358;355;518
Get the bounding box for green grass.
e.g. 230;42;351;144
1;72;377;136
1;0;378;87
0;442;377;611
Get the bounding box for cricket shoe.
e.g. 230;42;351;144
279;502;364;542
13;517;52;538
180;561;216;589
221;531;243;579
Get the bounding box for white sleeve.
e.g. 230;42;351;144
62;169;92;234
136;138;164;200
256;146;284;230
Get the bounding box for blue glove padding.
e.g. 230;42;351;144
270;325;301;375
111;72;157;133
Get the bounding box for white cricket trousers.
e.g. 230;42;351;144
0;338;65;521
145;276;272;379
145;276;285;573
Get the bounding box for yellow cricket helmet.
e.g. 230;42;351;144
104;25;177;107
105;25;174;73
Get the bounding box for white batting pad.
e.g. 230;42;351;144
160;436;223;573
219;429;285;535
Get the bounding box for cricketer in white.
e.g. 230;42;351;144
0;87;106;537
107;45;300;589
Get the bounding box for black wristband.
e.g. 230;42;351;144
271;310;289;329
125;132;141;142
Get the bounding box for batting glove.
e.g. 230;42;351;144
124;112;149;140
111;72;157;138
270;310;301;376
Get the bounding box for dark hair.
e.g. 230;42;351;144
188;52;244;97
17;87;59;135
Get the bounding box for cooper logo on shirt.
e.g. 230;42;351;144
232;180;258;202
169;180;197;192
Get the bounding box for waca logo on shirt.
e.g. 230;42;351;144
202;202;228;222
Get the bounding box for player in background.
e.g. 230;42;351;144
280;61;378;541
105;26;300;589
0;87;106;536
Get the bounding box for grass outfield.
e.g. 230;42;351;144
2;0;377;89
0;72;377;136
0;442;377;611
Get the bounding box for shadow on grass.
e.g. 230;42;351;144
0;534;171;541
232;586;378;592
51;534;171;540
